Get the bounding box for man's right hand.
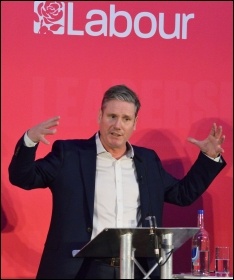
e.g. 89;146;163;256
27;116;60;145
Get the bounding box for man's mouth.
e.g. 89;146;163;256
110;132;121;137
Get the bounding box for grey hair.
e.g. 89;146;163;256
101;84;141;116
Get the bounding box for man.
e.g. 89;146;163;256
9;84;226;279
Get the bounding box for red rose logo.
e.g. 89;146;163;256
34;1;64;34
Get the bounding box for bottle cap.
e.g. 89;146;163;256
198;209;204;214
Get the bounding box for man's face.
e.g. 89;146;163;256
98;99;137;156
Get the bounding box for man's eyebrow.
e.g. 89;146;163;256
106;112;134;118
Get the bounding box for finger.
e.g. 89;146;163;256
215;125;223;139
218;135;225;145
216;144;224;154
45;116;60;123
43;128;57;135
210;123;217;137
41;116;60;129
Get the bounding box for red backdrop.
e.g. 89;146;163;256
2;1;232;278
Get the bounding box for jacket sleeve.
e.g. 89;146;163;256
8;135;63;190
163;151;227;205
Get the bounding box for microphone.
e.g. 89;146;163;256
154;232;160;260
134;154;160;261
145;216;160;261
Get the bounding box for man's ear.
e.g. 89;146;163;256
98;109;102;123
134;116;138;130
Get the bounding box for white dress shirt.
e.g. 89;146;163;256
91;133;141;239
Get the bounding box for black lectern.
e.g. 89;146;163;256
73;227;199;279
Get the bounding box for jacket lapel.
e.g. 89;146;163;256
79;135;97;223
133;150;151;226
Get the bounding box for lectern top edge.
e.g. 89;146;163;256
73;227;199;258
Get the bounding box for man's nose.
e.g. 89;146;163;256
113;118;122;128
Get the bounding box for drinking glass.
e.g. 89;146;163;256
215;246;230;277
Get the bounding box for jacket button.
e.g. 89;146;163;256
87;227;92;232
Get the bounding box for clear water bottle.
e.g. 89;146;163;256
191;209;210;275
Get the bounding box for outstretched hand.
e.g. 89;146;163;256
27;116;60;145
187;123;225;159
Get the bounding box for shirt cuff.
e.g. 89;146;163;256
204;153;221;163
24;132;38;147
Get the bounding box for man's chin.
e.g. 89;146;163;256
109;140;123;148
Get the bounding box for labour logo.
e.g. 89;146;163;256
34;1;65;34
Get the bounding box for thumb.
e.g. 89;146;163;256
40;136;50;145
187;137;198;144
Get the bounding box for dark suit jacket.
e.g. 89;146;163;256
8;133;226;279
